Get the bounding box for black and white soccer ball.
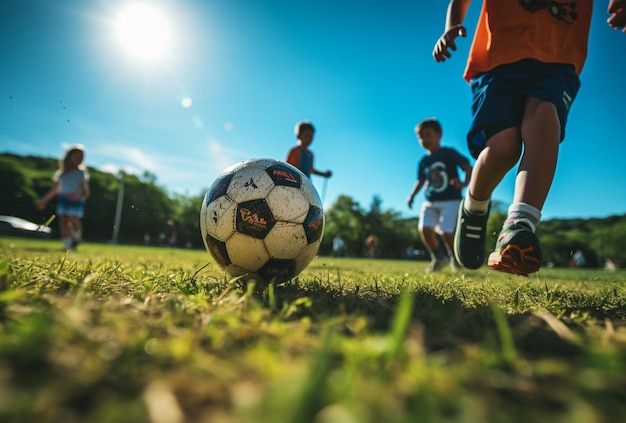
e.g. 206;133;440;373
200;158;324;286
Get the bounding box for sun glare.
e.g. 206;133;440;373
114;3;173;63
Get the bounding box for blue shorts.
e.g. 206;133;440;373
57;194;85;218
467;59;580;159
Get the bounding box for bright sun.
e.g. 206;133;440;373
114;3;173;63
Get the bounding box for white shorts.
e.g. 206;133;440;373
419;199;461;235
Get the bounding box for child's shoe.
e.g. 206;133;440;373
454;202;490;269
425;256;450;274
488;219;542;276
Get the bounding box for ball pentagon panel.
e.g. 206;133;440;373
226;233;270;272
263;222;308;259
201;194;237;242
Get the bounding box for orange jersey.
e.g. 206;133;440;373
464;0;593;81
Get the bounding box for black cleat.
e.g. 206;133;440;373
454;202;490;270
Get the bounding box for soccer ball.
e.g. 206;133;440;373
200;158;324;286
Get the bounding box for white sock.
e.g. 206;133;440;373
464;194;490;214
506;203;541;231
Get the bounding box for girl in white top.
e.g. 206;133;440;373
38;145;90;250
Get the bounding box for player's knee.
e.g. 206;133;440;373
482;137;521;169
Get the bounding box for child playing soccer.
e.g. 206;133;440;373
38;144;90;250
407;118;472;273
433;0;626;275
286;120;332;179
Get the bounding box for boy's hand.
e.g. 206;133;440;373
608;0;626;32
449;178;463;190
433;25;466;62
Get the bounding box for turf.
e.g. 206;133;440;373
1;238;625;422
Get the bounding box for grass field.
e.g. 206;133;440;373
1;237;625;423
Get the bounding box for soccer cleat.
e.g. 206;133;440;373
425;256;450;274
454;202;490;269
488;219;543;276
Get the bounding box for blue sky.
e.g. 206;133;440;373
1;0;625;220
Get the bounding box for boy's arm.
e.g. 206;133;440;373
608;0;626;32
407;180;425;209
458;162;473;190
449;162;472;191
37;181;60;210
433;0;473;62
311;167;332;178
309;153;332;178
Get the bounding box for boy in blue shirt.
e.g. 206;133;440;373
408;118;472;273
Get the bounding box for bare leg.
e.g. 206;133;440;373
58;215;70;240
442;232;455;255
486;97;558;275
454;127;522;270
515;97;561;209
469;127;522;201
420;226;441;257
66;216;82;239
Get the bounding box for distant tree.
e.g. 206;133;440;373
591;219;626;267
362;195;419;259
322;194;421;258
141;171;158;185
538;217;621;267
170;192;205;248
322;195;368;256
376;209;420;259
115;174;173;244
2;152;625;265
81;169;120;241
0;157;39;220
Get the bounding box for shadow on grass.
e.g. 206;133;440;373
264;279;583;360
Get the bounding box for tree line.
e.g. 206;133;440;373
1;153;625;268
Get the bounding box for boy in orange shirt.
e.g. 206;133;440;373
433;0;626;275
286;121;332;179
